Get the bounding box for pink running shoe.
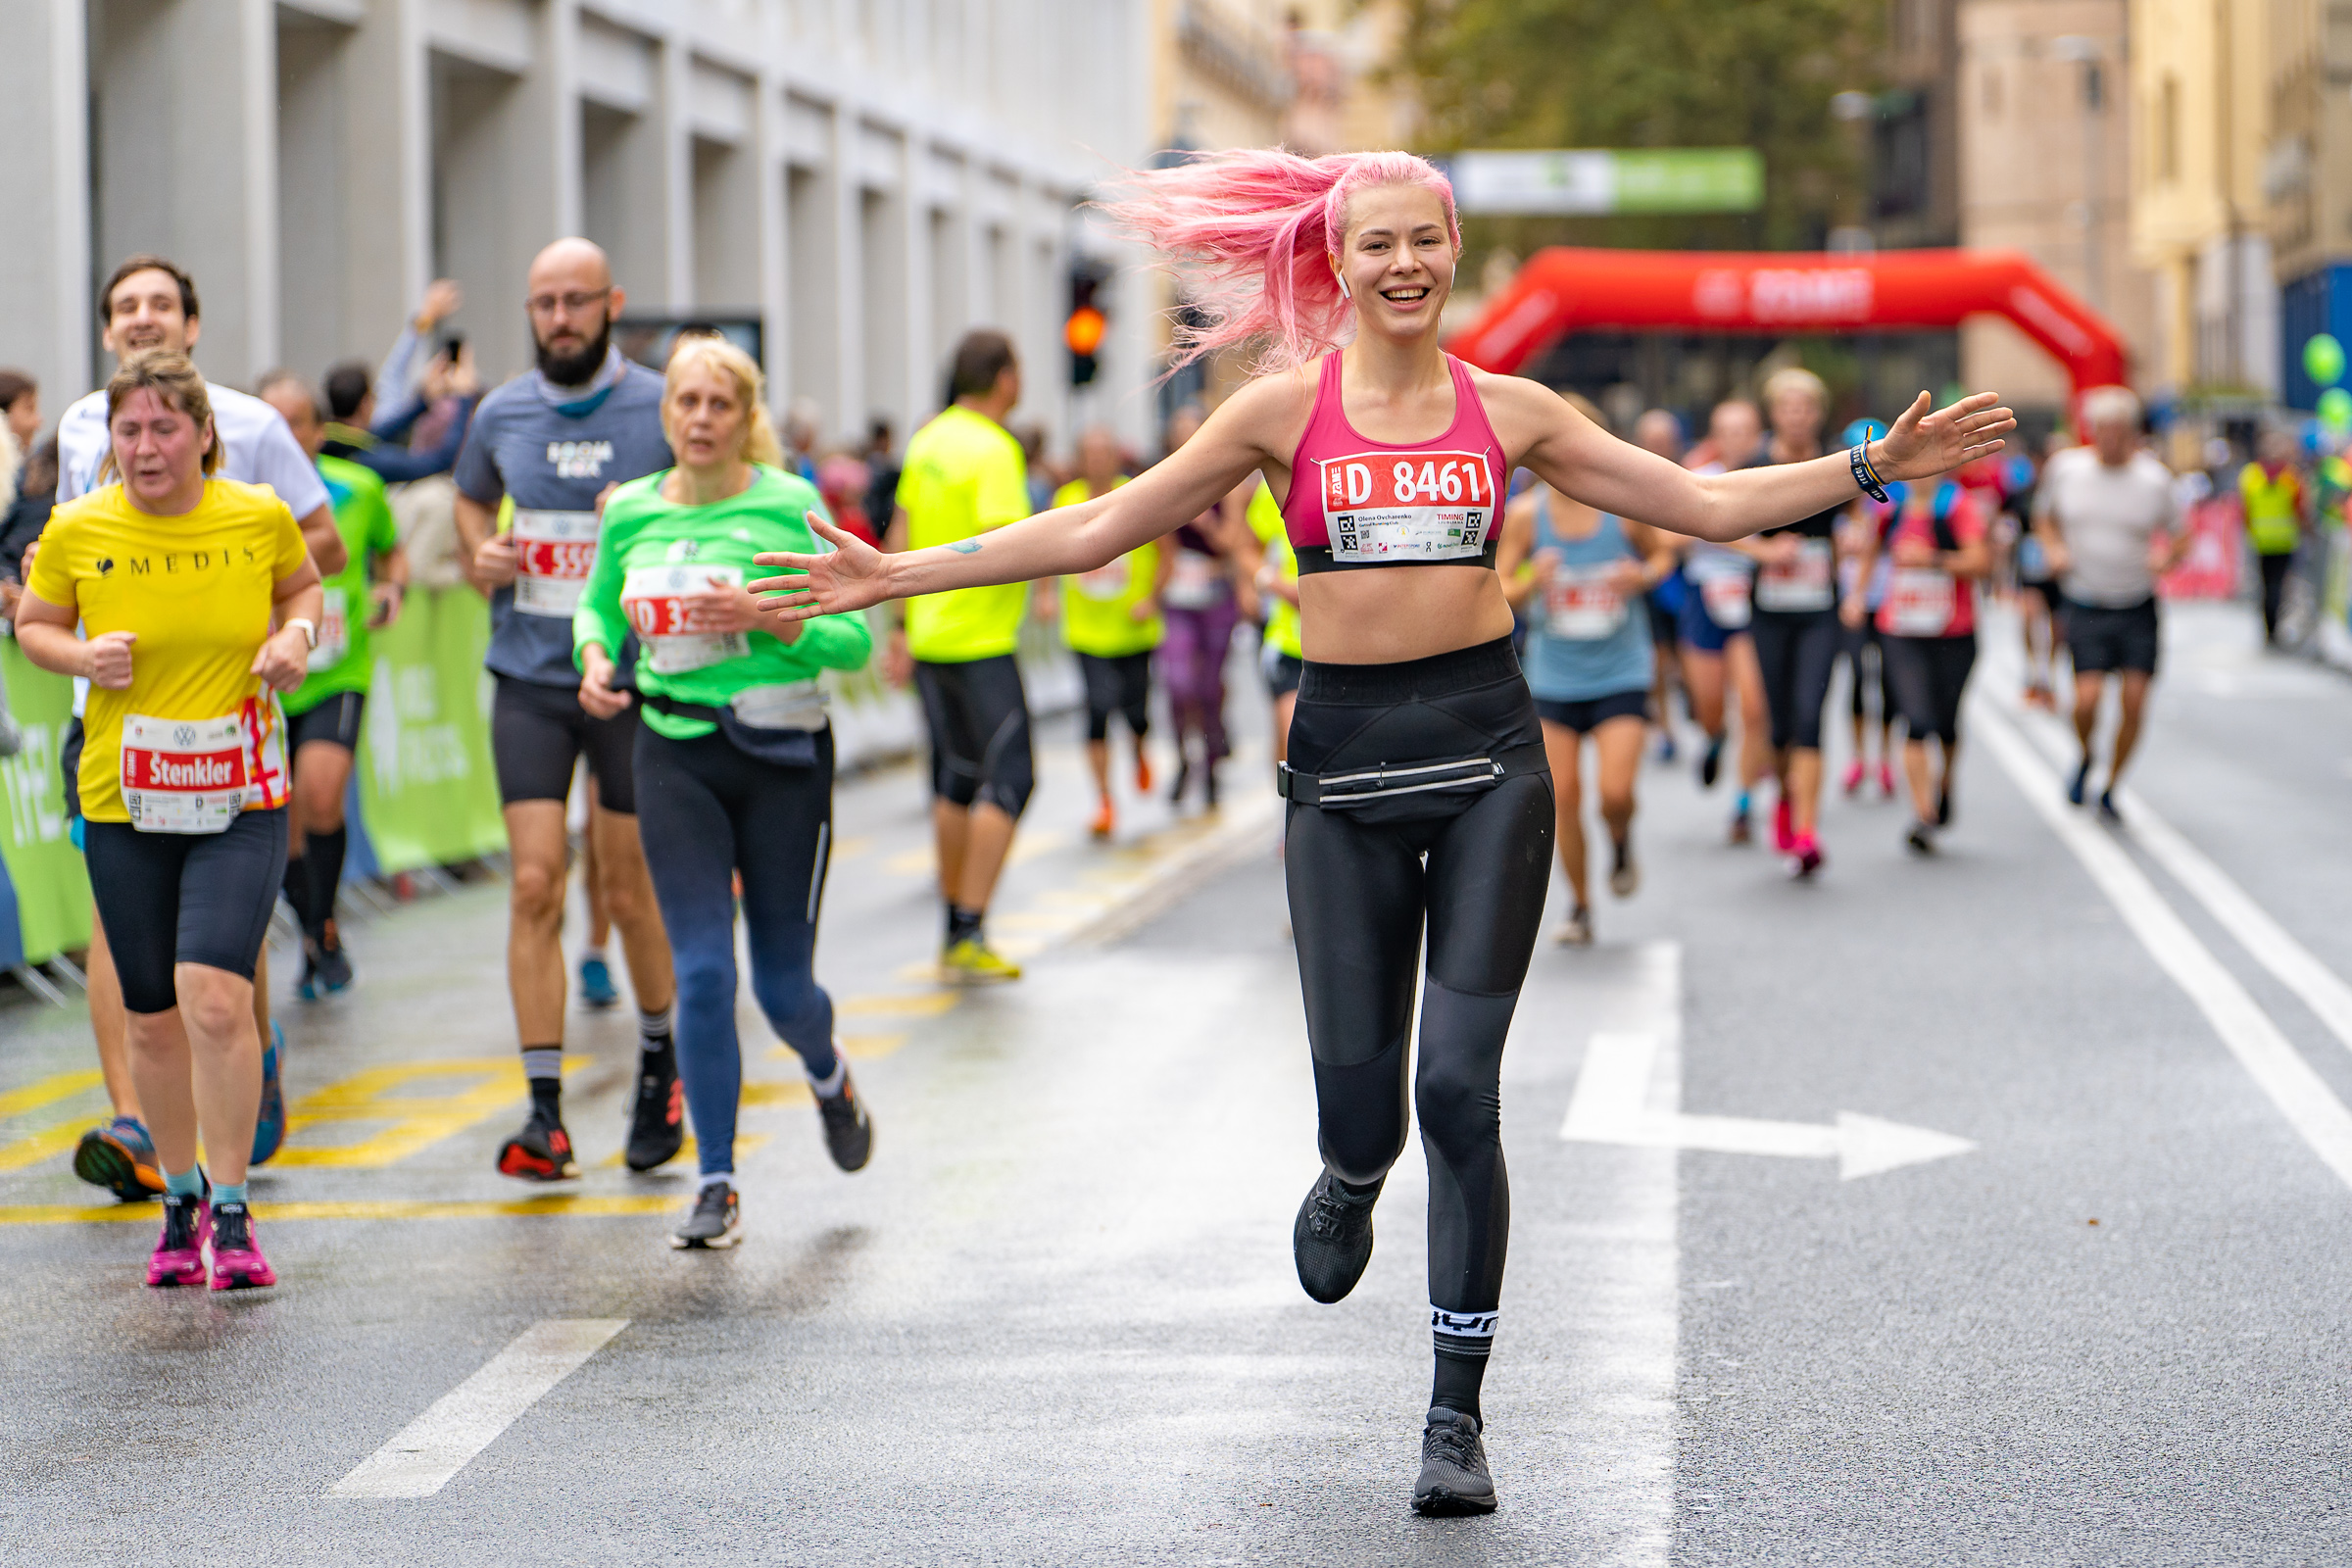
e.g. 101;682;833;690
1840;760;1865;796
1772;797;1795;855
146;1193;211;1289
208;1202;276;1291
1788;834;1825;880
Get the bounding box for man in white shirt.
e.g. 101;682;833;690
50;254;345;1200
2032;385;2189;820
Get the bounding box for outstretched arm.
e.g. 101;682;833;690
1495;380;2014;545
750;382;1291;620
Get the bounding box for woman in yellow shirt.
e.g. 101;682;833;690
19;352;319;1293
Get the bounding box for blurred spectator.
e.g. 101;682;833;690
1015;422;1055;514
320;280;483;482
816;451;877;546
0;435;56;601
864;416;901;540
784;399;822;483
0;368;38;514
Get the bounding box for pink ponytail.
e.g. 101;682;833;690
1102;148;1462;378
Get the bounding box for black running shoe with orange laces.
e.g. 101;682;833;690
817;1068;873;1173
624;1049;684;1172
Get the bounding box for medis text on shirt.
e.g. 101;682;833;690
547;440;616;479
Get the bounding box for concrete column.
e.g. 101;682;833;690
755;76;791;402
830;107;864;442
87;0;282;389
0;0;93;400
903;137;934;434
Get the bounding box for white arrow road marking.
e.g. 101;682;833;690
1562;1032;1977;1179
330;1319;628;1498
1972;698;2352;1190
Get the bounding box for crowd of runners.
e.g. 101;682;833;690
6;139;2288;1515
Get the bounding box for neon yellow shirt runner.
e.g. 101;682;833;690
284;453;400;714
1245;482;1302;661
2239;462;2303;556
1054;475;1161;659
899;405;1033;662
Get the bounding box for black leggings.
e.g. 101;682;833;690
2260;552;2293;640
1749;610;1840;751
1883;632;1977;750
1841;621;1887;724
1284;638;1552;1378
1075;651;1152;744
83;808;288;1014
632;724;841;1180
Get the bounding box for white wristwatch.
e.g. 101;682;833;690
286;617;318;651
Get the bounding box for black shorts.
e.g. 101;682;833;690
1262;646;1304;699
1883;632;1977;749
1533;687;1649;735
913;655;1035;816
287;691;366;754
83;808;289;1014
1075;651;1152;743
492;674;638;812
2064;597;2159;675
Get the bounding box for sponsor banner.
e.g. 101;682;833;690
0;641;91;965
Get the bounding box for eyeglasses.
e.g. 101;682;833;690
525;287;612;318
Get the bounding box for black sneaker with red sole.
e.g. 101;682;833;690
624;1049;685;1172
496;1109;579;1181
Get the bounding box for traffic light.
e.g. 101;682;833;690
1066;263;1109;387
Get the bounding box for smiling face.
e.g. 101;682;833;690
109;387;213;509
1331;183;1456;342
101;269;197;361
664;361;749;470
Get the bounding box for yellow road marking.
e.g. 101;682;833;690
740;1080;812;1107
838;992;959;1017
273;1056;587;1170
0;1071;105;1121
0;1194;683;1226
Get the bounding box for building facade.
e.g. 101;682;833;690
1956;0;2157;411
2266;0;2352;410
0;0;1153;453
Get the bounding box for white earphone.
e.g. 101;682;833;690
1338;277;1350;299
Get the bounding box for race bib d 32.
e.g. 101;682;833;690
512;509;601;617
1319;452;1497;563
621;564;749;674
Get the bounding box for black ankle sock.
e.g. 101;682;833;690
523;1047;564;1121
1431;1342;1490;1424
307;827;348;940
947;905;985;946
281;856;313;932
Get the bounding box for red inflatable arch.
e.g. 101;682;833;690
1447;247;2129;396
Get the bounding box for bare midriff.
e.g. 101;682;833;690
1296;564;1516;663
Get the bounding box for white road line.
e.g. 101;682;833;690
2000;699;2352;1062
329;1319;628;1498
1972;700;2352;1189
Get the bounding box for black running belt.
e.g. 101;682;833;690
1276;741;1548;808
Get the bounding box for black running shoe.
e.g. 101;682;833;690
1170;756;1193;805
624;1048;684;1172
1905;821;1937;857
816;1068;873;1173
670;1182;741;1250
2097;788;2124;825
1293;1170;1379;1304
312;921;355;994
1203;763;1220;809
496;1108;579;1181
1936;782;1953;827
1412;1407;1497;1516
1697;734;1724;789
2067;758;2091;807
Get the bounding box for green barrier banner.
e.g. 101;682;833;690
0;641;91;964
356;588;508;873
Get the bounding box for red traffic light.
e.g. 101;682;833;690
1064;305;1107;357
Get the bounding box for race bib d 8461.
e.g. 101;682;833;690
512;509;601;617
1319;451;1496;563
621;564;749;674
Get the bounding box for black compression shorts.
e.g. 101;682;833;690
2064;597;2158;675
1749;611;1840;751
287;691;366;754
83;808;289;1014
913;655;1034;816
1075;651;1152;744
492;674;638;812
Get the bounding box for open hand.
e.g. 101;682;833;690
751;516;891;620
1873;390;2016;483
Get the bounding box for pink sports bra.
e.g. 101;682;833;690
1279;352;1508;575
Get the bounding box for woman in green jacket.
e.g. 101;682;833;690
575;335;874;1250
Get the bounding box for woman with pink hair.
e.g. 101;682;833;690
750;147;2013;1515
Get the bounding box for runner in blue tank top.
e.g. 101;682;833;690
1497;459;1678;947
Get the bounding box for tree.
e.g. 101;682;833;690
1395;0;1886;255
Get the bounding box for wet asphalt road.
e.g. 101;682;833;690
3;601;2351;1565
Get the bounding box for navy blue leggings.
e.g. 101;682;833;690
633;723;841;1178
